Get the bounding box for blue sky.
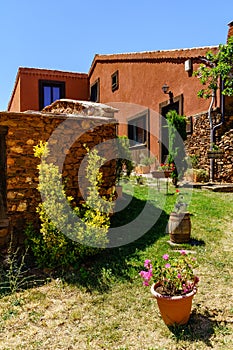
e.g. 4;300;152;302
0;0;232;111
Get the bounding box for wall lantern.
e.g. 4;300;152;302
162;84;173;99
184;59;192;72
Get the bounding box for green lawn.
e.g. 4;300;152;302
0;178;233;349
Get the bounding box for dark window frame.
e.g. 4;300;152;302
90;78;100;102
127;110;149;148
111;70;119;92
159;94;183;116
39;80;65;110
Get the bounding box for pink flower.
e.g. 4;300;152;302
139;269;153;286
144;259;151;268
139;271;145;277
165;263;171;268
177;273;181;279
180;250;186;255
163;254;169;260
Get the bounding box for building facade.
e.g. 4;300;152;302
88;46;221;163
8;67;89;112
5;22;233;173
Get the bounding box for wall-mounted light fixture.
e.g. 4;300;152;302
184;59;192;72
162;84;173;99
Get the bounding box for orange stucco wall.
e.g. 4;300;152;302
8;78;21;112
8;68;89;112
89;49;219;116
89;47;220;160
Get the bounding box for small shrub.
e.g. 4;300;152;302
116;136;134;184
184;168;209;183
189;154;199;169
193;169;209;182
0;236;32;295
26;142;113;268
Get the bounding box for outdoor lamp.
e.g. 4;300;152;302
162;84;173;99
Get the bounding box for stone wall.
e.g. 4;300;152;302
185;110;233;182
215;129;233;182
0;104;117;246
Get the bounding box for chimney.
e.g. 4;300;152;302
227;21;233;41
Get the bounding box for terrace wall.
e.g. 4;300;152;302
0;110;117;246
185;111;233;182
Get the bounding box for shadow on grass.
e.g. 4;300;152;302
0;260;50;298
168;307;230;347
189;238;205;246
62;193;170;292
0;192;170;296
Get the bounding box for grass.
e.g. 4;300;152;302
0;177;233;349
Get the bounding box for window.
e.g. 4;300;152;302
39;80;65;110
90;79;100;102
128;114;147;147
111;70;119;92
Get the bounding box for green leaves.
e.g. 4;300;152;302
194;36;233;98
26;142;113;268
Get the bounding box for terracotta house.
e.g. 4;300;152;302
88;21;233;181
8;49;221;165
5;21;233;174
89;46;220;162
8;67;89;112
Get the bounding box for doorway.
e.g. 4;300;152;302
159;95;183;163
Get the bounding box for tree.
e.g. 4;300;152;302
193;36;233;98
166;110;187;186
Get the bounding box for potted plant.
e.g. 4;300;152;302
158;162;176;178
140;156;156;173
192;169;209;183
139;251;199;326
168;189;191;243
207;144;224;159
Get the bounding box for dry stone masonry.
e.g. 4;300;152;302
216;129;233;182
0;100;118;246
185;110;233;182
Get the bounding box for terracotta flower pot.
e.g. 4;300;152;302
151;282;197;326
164;170;172;178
